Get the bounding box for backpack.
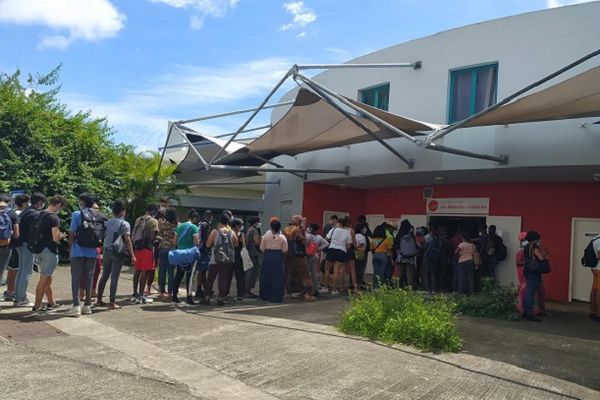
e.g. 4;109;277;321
581;237;600;268
425;237;442;264
27;211;53;254
496;242;508;261
399;234;418;258
0;209;12;246
19;208;39;245
214;229;235;264
76;209;106;248
132;216;150;250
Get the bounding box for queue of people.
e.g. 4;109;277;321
1;191;597;324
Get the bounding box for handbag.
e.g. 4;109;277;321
113;221;129;259
526;257;551;274
241;247;254;271
168;225;201;266
306;235;319;257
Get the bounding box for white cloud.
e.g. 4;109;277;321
296;31;306;38
280;1;316;32
0;0;125;49
148;0;239;30
546;0;595;8
60;57;296;149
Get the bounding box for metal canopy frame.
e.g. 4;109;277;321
162;53;600;184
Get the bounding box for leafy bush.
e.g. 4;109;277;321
338;287;462;353
453;280;519;320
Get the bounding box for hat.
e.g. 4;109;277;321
518;232;528;241
525;231;541;242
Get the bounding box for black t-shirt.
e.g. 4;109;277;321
37;211;61;254
12;207;38;248
8;209;19;248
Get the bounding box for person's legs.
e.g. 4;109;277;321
322;260;333;288
204;264;219;301
234;260;245;298
171;266;185;302
537;280;546;313
132;269;141;298
14;245;35;303
108;256;124;304
355;258;366;287
524;274;541;319
218;263;234;300
245;256;260;295
82;258;95;307
92;254;101;297
308;256;319;294
158;248;169;294
70;257;85;307
145;268;155;295
372;254;385;289
0;246;11;287
138;270;148;300
590;270;600;317
403;262;415;289
195;270;206;299
457;261;466;294
97;250;114;303
33;248;58;309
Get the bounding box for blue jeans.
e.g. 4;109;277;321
458;260;474;295
372;253;388;289
157;248;175;293
524;273;541;317
14;244;35;303
97;249;125;303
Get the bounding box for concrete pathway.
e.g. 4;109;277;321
0;266;598;400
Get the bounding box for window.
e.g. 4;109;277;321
448;63;498;123
359;83;390;111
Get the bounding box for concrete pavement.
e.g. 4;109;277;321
0;265;599;400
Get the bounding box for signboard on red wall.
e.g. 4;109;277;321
426;198;489;215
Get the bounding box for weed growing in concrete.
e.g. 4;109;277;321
453;281;519;321
338;287;462;353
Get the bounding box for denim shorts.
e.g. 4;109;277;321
37;247;59;277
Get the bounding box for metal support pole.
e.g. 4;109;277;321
425;143;508;164
426;47;600;144
177;101;294;125
295;73;422;145
169;180;281;186
208;164;348;174
243;152;306;179
298;78;414;168
153;122;175;186
208;69;295;166
296;62;421;70
172;124;209;168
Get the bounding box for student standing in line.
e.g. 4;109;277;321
30;195;68;311
326;218;352;295
587;233;600;322
259;217;288;303
284;215;315;301
455;233;477;295
306;223;328;296
194;210;213;301
370;224;394;289
244;216;262;298
66;193;104;317
227;218;246;301
131;204;159;305
203;213;238;306
353;223;368;289
13;192;46;307
0;194;19;306
342;217;359;293
96;199;136;309
171;209;200;305
3;194;28;302
156;207;178;298
395;220;418;289
523;231;547;322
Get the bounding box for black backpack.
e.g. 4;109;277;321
581;237;600;268
27;211;52;254
76;209;106;248
496;242;508;261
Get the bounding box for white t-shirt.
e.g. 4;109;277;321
327;227;352;252
593;235;600;271
355;233;366;248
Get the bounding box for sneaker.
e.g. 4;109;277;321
244;292;258;299
318;286;329;294
331;290;340;296
141;296;153;304
81;305;92;315
129;295;138;303
171;297;181;306
3;292;14;302
15;299;34;307
185;296;196;306
65;306;81;317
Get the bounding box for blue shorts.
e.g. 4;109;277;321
38;248;59;277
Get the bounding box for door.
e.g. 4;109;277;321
323;210;349;231
485;216;522;287
570;218;600;301
364;215;385;274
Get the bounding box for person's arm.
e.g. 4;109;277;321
123;224;137;263
231;231;239;247
253;230;261;247
206;230;217;248
533;246;546;260
193;234;200;246
13;223;20;240
69;212;79;250
318;236;329;251
259;233;267;252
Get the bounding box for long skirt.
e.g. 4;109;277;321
260;250;286;303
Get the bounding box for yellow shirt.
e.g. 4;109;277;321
370;237;393;254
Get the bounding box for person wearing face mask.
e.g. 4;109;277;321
523;231;548;322
244;216;261;298
227;218;246;301
306;223;328;296
394;220;418;289
259;217;288;303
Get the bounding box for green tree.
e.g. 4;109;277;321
0;66;183;222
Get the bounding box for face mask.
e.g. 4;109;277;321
361;229;367;235
240;225;245;231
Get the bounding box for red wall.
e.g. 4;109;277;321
303;181;600;301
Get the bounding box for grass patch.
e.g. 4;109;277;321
338;287;462;353
453;280;519;321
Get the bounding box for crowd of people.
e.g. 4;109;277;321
0;191;597;323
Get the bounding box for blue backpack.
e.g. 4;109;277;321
0;209;12;244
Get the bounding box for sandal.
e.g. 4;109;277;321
109;303;121;310
95;301;107;307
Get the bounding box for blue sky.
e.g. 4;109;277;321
0;0;593;150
